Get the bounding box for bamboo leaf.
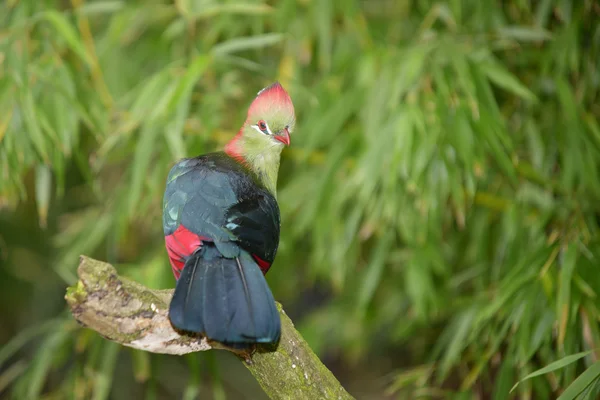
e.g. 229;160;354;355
480;61;537;102
21;92;49;162
212;33;284;55
558;243;578;346
163;54;210;159
166;55;211;114
493;356;515;400
438;308;477;381
79;1;125;16
131;350;150;383
356;230;393;313
35;164;52;228
557;361;600;400
511;350;596;393
183;354;201;400
0;319;62;368
497;26;552;42
22;322;73;399
92;342;120;400
188;3;273;19
41;11;93;66
0;360;28;394
127;123;161;217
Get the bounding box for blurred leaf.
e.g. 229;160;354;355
497;26;552;42
492;355;514;400
79;1;125;16
480;61;537;102
356;230;393;314
93;342;120;400
35;164;52;228
127;123;161;217
511;350;596;393
188;3;273;19
163;54;211;159
0;360;27;394
21;92;49;162
166;55;211;114
557;243;578;346
438;308;477;381
0;319;62;368
212;33;284;55
206;352;225;400
19;321;73;399
557;361;600;400
183;353;202;400
41;10;93;66
131;350;150;383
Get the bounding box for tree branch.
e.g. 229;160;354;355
65;256;354;400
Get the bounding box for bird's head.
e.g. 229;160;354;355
243;82;295;146
225;82;295;192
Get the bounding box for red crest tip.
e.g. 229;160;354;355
247;82;295;120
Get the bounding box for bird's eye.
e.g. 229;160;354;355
257;120;269;134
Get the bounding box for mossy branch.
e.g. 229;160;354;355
65;256;354;400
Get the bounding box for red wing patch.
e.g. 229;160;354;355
165;225;210;279
252;254;272;275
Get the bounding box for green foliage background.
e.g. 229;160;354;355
1;0;600;398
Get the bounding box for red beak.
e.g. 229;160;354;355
274;128;291;146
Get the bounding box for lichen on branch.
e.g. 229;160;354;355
65;256;354;400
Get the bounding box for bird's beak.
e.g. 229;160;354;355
274;128;291;146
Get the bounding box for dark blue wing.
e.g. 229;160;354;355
225;193;280;264
162;153;280;261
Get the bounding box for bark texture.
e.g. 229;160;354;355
65;256;354;400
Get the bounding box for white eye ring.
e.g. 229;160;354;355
254;120;272;135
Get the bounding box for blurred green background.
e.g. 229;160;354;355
1;0;600;398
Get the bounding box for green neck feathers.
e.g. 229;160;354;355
225;128;284;195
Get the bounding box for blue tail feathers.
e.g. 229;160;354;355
168;244;281;348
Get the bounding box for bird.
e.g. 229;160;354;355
162;82;295;349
